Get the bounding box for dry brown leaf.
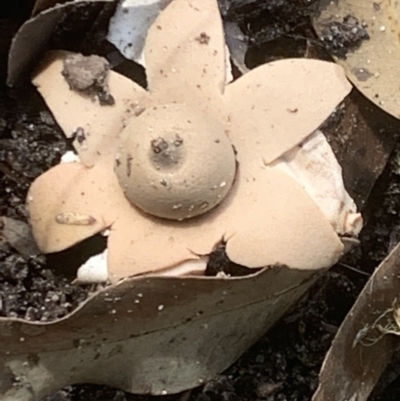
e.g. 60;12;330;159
2;217;40;258
7;0;113;86
312;242;400;401
313;0;400;119
323;89;398;210
31;0;70;16
224;21;249;74
0;266;319;401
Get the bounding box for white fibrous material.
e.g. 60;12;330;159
107;0;172;65
60;151;80;163
272;130;362;237
76;249;109;283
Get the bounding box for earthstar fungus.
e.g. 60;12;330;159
29;0;361;283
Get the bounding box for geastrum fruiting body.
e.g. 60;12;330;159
27;0;361;284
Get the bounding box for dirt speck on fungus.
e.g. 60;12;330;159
195;32;210;45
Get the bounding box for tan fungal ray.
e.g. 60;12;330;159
32;51;151;167
224;59;352;168
27;162;124;253
224;167;344;269
144;0;226;106
106;199;229;282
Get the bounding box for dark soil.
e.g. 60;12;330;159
1;0;400;400
319;14;370;59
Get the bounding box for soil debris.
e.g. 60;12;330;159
62;53;115;105
319;14;369;59
0;242;91;321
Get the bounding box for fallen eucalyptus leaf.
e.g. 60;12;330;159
0;266;319;400
313;0;400;119
7;0;113;86
2;217;40;258
322;89;397;209
224;20;249;74
31;0;70;16
312;242;400;401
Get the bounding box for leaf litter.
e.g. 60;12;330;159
2;0;396;399
313;0;400;119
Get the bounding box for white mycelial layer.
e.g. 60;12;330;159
60;150;80;163
272;130;362;237
76;249;109;283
